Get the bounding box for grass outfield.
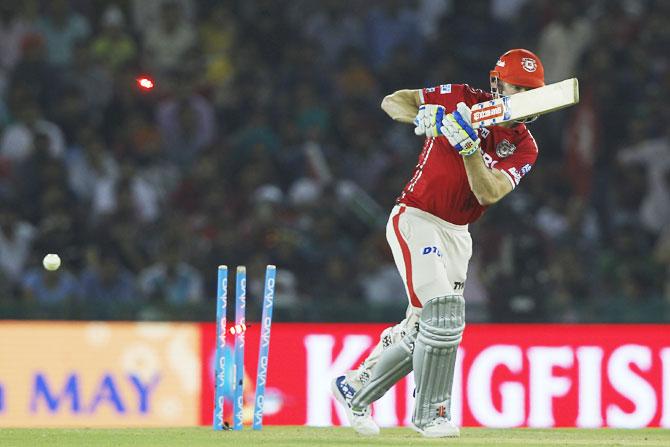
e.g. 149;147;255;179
0;427;668;447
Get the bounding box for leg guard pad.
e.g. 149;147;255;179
354;309;419;386
351;328;416;410
412;295;465;428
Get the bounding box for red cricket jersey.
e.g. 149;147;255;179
397;83;539;225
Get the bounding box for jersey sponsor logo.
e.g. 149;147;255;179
496;139;516;158
440;84;451;94
521;57;538;72
521;163;532;175
453;281;464;291
482;152;498;169
472;105;503;123
422;246;443;257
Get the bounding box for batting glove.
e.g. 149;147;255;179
414;104;446;137
441;102;480;156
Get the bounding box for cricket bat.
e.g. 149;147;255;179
469;78;579;128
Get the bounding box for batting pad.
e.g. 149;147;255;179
355;310;420;386
351;329;416;410
412;295;465;428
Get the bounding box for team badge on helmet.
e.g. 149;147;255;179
521;57;537;72
496;139;516;158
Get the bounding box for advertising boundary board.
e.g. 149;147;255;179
200;323;670;428
1;321;668;428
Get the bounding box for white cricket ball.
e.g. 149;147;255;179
229;323;247;335
42;254;61;271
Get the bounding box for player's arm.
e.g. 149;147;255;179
441;101;513;205
462;155;513;205
381;89;422;123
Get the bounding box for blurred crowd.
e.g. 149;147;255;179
0;0;668;322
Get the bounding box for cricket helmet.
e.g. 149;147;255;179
492;48;545;88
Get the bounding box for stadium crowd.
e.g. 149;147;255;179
0;0;668;322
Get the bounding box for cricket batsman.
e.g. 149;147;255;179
332;49;545;437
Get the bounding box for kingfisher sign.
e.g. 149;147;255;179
201;323;670;428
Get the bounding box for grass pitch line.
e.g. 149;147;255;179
0;427;669;447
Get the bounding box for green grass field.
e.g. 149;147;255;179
0;427;668;447
0;427;670;447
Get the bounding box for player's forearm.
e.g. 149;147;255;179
462;154;512;206
381;90;421;123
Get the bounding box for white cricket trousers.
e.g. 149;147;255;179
386;205;472;309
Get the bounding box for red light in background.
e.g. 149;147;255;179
136;76;155;90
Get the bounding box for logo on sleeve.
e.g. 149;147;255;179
521;164;532;175
440;84;451;94
495;139;516;158
425;87;436;93
509;167;522;184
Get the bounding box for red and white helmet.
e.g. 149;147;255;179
490;48;545;98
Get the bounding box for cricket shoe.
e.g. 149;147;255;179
412;417;460;438
331;375;380;436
